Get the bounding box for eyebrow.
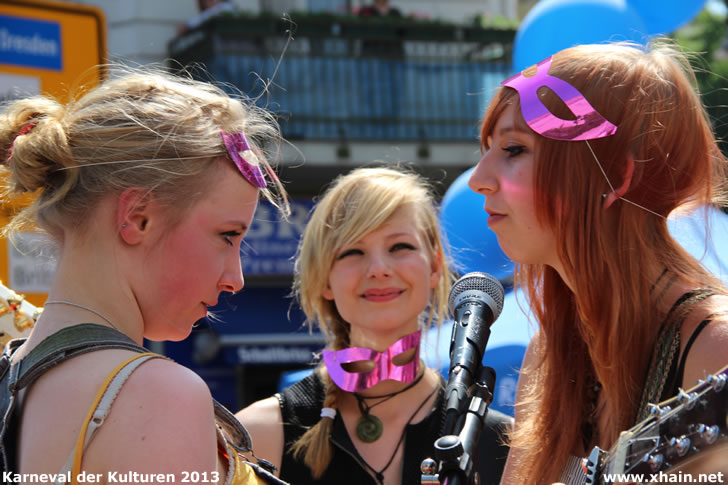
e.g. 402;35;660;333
225;221;250;232
348;230;416;246
498;125;531;137
385;231;416;239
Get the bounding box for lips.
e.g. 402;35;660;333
485;208;506;227
362;288;404;302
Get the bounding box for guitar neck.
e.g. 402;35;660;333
586;366;728;484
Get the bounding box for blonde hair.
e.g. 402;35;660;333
480;40;728;483
1;66;288;243
290;166;453;477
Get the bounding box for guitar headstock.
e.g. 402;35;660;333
586;365;728;484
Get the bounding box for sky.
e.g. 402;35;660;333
707;0;727;16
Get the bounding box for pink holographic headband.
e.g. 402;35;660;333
501;56;617;141
220;131;267;188
323;330;421;392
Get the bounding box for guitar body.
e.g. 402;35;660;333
586;366;728;484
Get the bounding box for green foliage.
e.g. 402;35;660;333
674;8;728;154
472;14;520;30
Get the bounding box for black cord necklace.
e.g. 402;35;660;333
353;369;425;443
358;382;439;485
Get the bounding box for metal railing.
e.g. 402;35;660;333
169;15;516;141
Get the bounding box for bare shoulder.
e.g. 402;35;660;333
679;294;728;388
236;395;284;427
500;332;541;485
236;396;284;474
521;331;543;369
84;357;221;476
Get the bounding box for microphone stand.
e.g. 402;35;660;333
421;366;496;485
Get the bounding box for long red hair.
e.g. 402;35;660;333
480;41;728;483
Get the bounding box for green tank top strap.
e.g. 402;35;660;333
15;323;148;391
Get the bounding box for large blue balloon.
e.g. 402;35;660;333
440;168;514;281
513;0;647;72
627;0;706;35
668;205;728;284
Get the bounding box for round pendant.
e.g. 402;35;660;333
356;414;383;442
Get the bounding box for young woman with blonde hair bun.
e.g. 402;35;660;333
1;66;288;484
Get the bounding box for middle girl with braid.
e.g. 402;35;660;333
236;166;512;485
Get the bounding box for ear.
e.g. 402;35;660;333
117;187;158;245
322;283;334;301
603;155;635;210
429;250;443;289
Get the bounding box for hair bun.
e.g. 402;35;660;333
2;98;74;195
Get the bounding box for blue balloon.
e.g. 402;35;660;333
513;0;648;72
627;0;706;35
668;205;728;284
440;168;514;281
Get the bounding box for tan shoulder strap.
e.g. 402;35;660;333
55;353;165;484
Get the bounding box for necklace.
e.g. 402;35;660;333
354;369;425;442
44;300;120;332
358;382;439;485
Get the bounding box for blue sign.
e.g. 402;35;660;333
242;199;314;276
0;15;62;71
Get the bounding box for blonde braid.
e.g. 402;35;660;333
290;333;348;477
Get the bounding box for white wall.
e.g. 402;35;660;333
72;0;260;65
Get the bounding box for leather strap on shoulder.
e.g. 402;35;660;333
15;324;148;392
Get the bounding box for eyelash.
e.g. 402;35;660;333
391;242;415;251
221;231;242;246
337;242;416;259
503;145;525;158
337;248;362;259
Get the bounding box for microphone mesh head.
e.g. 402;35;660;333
449;272;505;319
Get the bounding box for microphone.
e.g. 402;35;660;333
442;271;504;435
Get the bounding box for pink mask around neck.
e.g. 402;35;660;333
501;56;618;141
323;330;421;392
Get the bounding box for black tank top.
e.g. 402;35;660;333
276;372;513;485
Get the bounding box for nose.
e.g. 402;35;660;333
468;151;498;195
366;250;392;279
219;251;245;293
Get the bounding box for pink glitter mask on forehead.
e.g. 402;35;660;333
501;56;618;141
323;330;421;392
220;131;267;188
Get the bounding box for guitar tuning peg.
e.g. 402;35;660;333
676;436;691;457
677;389;697;409
702;424;720;445
648;403;668;416
647;453;664;472
706;373;727;392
